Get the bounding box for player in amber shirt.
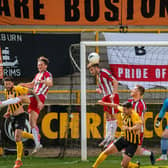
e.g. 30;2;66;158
1;57;53;154
92;101;142;168
2;76;39;168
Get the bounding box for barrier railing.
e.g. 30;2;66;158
0;89;165;104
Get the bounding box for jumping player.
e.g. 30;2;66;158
87;61;119;148
128;85;155;165
0;56;53;154
92;101;142;168
155;98;168;161
19;56;53;153
2;76;37;168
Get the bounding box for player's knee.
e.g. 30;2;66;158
121;161;127;168
162;129;168;138
15;134;21;142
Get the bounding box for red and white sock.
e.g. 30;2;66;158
141;148;151;156
32;126;40;147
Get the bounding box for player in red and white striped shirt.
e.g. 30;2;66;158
0;57;53;154
88;62;119;148
128;85;155;165
20;56;53;153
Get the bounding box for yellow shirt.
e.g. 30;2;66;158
4;85;29;114
117;106;142;144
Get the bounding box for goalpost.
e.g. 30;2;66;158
80;41;168;161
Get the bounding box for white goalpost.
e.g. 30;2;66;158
80;41;168;161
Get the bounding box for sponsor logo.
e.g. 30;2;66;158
1;46;21;77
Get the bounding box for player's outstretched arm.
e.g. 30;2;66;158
97;100;118;109
96;88;102;94
124;123;141;131
19;81;35;88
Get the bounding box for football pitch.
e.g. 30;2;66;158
0;155;168;168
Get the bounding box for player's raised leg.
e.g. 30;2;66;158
92;143;118;168
29;110;42;154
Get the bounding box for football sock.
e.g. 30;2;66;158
108;120;117;139
141;148;151;156
128;162;139;168
32;127;40;147
16;141;23;161
92;152;108;168
22;131;34;140
0;147;3;156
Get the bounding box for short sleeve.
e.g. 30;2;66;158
44;72;53;80
15;86;29;95
117;106;123;112
137;101;146;117
101;69;116;82
132;111;142;124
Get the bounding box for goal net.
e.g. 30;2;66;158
79;40;168;161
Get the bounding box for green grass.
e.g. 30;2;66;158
0;155;168;168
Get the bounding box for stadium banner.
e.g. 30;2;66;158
0;104;167;148
0;0;167;25
0;32;80;78
104;33;168;89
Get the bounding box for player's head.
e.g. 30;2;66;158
131;85;145;98
122;101;132;115
3;76;14;91
37;56;49;72
87;63;100;76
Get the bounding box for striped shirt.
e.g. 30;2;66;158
98;68;116;96
33;71;52;97
5;86;28;114
118;106;142;144
128;98;146;118
128;98;146;133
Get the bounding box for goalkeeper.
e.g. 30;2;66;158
155;98;168;161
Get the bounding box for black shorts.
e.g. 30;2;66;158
11;113;26;131
114;137;138;158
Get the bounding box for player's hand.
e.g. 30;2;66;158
18;83;25;86
96;88;102;94
38;101;44;110
97;100;105;106
110;94;115;100
155;118;162;128
3;112;10;119
39;80;47;84
122;126;129;130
